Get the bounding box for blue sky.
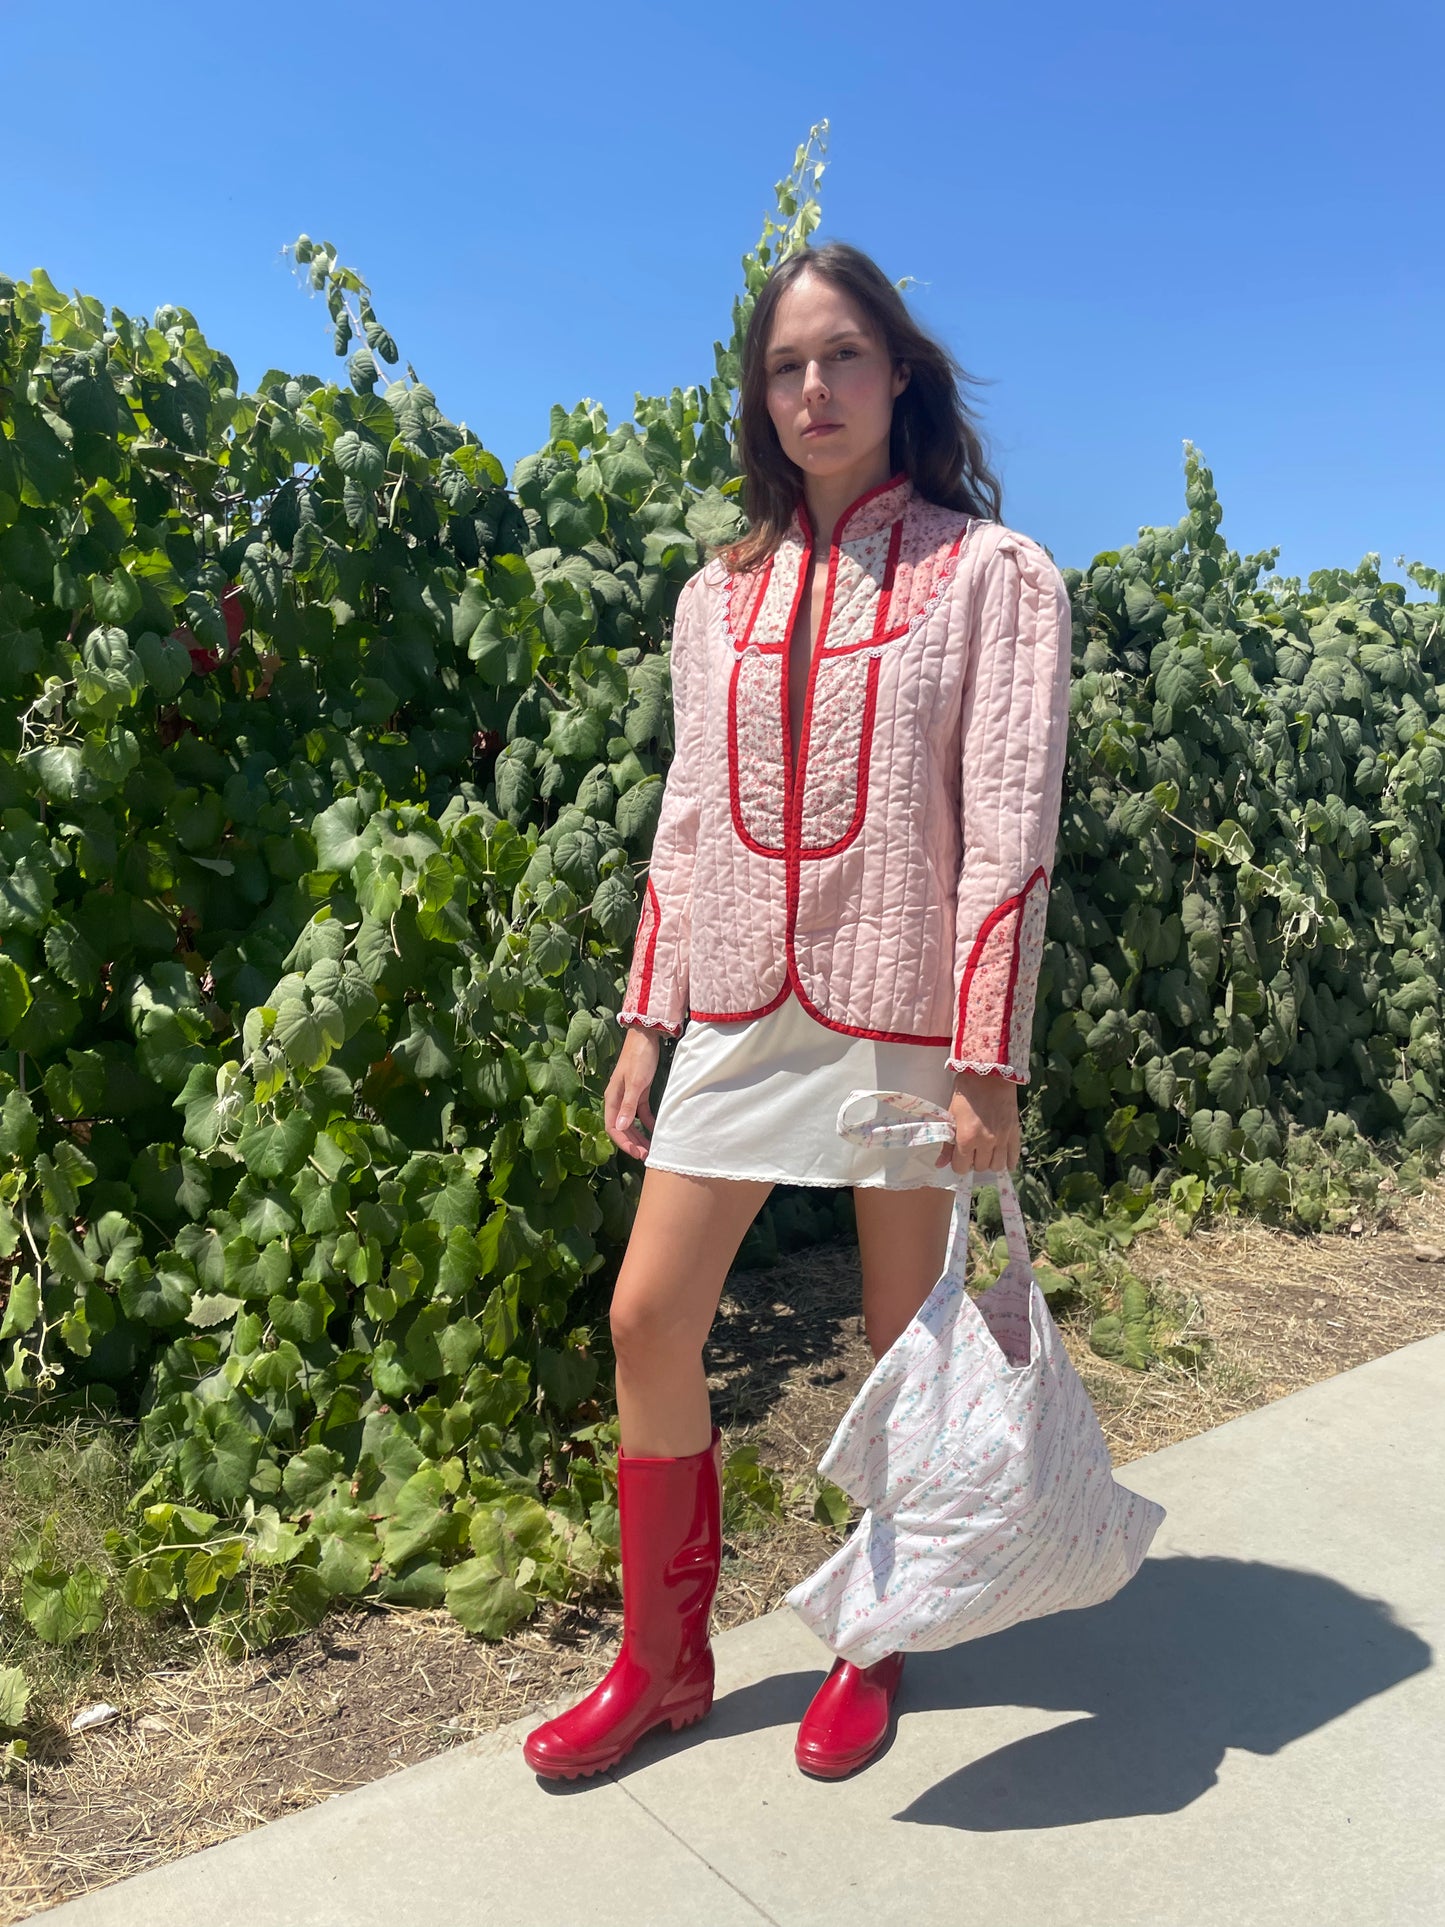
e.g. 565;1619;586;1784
3;0;1439;589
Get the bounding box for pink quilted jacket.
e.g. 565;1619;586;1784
618;472;1074;1082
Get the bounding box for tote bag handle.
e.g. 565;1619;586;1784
818;1089;1041;1506
834;1088;1033;1286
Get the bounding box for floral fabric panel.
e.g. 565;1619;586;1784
948;869;1049;1081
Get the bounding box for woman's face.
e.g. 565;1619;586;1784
763;270;909;486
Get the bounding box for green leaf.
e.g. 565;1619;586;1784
363;320;398;364
77;625;144;713
465;1354;531;1427
333;429;385;490
443;1555;535;1638
20;743;88;804
317;1527;378;1596
237;1186;298;1245
275;997;345;1074
535;1342;597;1413
0;1665;31;1731
237;1108;317;1181
136;629;191;700
379;1464;450;1569
0;955;34;1039
722;1444;784;1525
684;485;744;548
0;1090;38;1162
615;774;663;843
182;1538;246;1600
186;1291;245;1329
480;1274;520;1358
1205;1046;1250;1115
91;567;142;625
268;1277;332;1345
813;1478;852;1530
21;1562;108;1645
469;1491;553;1572
1141;1054;1179;1109
1188;1108;1236;1158
118;1256;192;1326
312;796;377;874
0;1271;40;1341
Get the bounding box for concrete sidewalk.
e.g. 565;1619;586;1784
41;1333;1444;1927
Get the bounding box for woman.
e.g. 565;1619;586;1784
523;241;1074;1782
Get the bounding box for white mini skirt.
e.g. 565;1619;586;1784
641;987;962;1190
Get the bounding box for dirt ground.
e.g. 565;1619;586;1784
4;1172;1444;1921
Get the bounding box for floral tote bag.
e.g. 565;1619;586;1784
784;1089;1167;1669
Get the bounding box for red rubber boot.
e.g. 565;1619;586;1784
794;1651;906;1779
523;1425;723;1780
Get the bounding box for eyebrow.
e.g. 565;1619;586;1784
767;329;866;358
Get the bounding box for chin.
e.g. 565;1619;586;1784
794;437;852;469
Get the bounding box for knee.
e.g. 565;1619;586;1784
609;1287;694;1374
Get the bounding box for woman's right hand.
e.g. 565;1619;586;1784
605;1026;664;1160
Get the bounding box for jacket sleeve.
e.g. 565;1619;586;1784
617;570;707;1037
947;531;1074;1083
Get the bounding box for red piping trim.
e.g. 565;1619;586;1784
728;652;786;858
631;872;663;1012
691;982;951;1045
778;523;816;842
689;978;794;1024
873;514;903;636
788;962;953;1047
798;654;879;859
951;867;1049;1060
737;554;773;650
1000;894;1025;1062
833;470;909;538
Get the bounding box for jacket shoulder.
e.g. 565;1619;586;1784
965;519;1068;590
663;563;716;646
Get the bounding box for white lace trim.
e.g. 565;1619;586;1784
618;1012;683;1037
639;1154;962;1192
946;1055;1028;1084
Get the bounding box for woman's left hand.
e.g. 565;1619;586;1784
936;1070;1021;1176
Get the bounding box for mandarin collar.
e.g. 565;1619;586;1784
785;471;913;550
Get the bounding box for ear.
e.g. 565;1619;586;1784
892;359;911;398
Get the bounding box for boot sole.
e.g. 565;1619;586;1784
526;1697;713;1780
795;1713;900;1781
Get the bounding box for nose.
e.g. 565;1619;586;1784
802;358;830;405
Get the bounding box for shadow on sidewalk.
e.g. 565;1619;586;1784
599;1554;1431;1827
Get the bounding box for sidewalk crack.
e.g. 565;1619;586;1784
607;1771;784;1926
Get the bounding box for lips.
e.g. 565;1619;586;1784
802;422;842;437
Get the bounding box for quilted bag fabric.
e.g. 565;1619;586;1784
784;1089;1167;1667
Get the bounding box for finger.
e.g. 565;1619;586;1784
953;1136;997;1175
611;1084;654;1161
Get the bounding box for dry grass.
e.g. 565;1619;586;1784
4;1169;1443;1921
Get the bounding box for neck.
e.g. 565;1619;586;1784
800;451;898;551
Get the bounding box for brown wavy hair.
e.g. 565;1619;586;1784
720;240;1003;575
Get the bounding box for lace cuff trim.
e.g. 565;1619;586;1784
946;1055;1028;1085
618;1012;684;1038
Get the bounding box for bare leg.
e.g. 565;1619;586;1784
610;1165;774;1457
852;1183;956;1360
